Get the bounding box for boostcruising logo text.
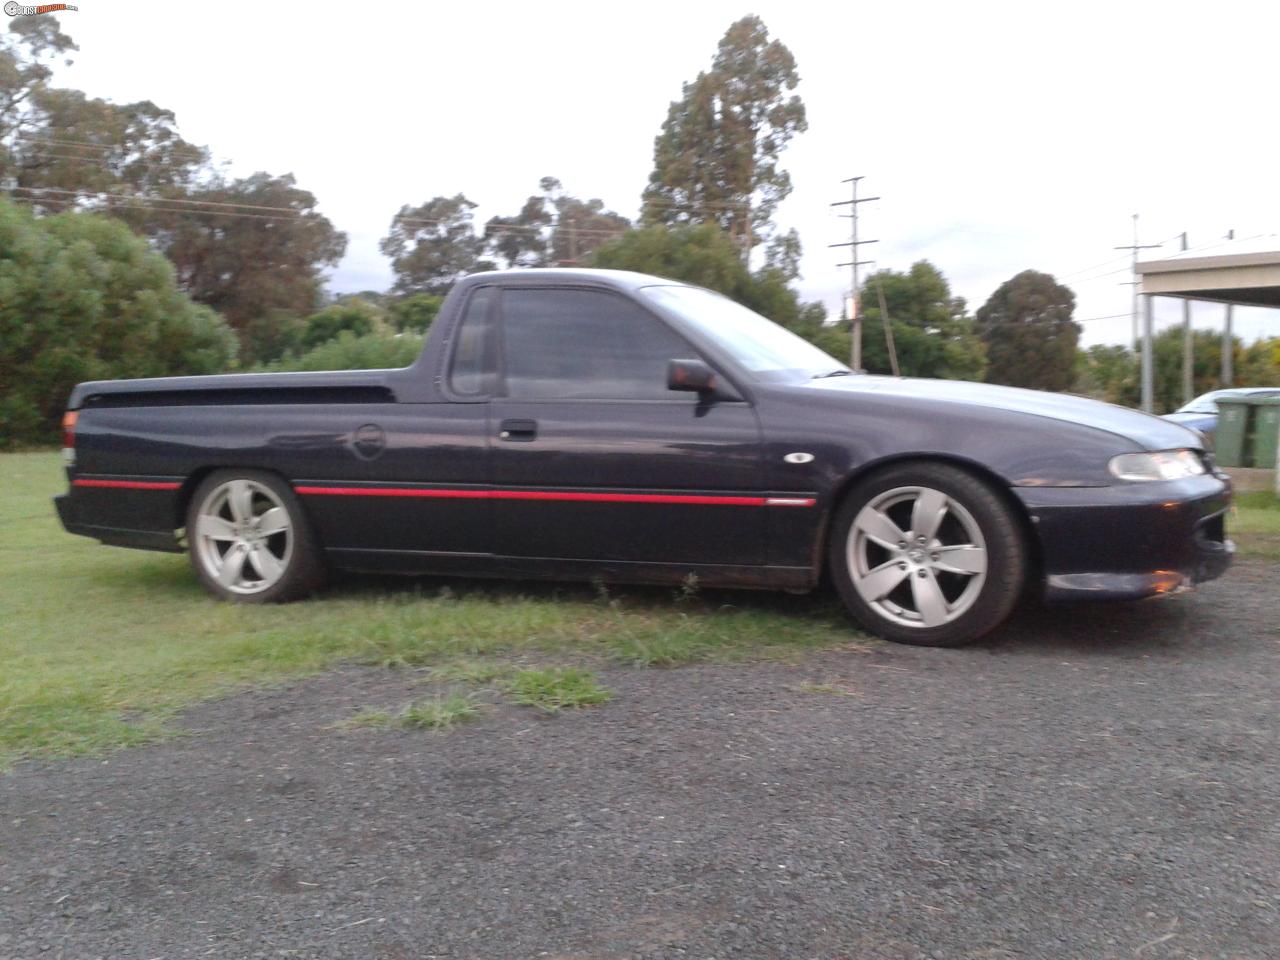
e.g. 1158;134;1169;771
5;2;77;15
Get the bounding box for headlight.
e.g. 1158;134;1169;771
1108;449;1206;482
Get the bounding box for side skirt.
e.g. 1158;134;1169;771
324;547;816;592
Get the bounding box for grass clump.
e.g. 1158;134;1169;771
508;667;611;712
400;692;483;729
344;692;482;731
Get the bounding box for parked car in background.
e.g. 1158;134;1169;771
1163;387;1280;445
54;269;1234;648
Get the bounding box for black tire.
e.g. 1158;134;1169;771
185;469;327;603
828;461;1027;647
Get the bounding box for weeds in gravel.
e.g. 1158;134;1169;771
420;659;518;685
344;692;483;731
342;707;396;728
401;692;484;729
508;668;611;711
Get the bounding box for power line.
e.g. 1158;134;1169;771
15;135;131;152
1066;266;1133;286
1075;312;1132;323
1057;253;1133;282
5;186;639;247
639;197;751;212
10;184;314;217
9;189;298;222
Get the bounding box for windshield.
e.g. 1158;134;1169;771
1176;391;1228;414
641;285;847;378
1178;389;1242;414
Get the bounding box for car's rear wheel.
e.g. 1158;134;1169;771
829;461;1027;647
186;470;326;603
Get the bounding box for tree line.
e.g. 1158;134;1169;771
2;14;1278;447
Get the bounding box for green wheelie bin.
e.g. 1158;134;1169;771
1213;397;1253;467
1252;397;1280;472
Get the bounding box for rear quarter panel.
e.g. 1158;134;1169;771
69;400;489;552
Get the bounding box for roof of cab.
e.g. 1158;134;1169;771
460;267;682;291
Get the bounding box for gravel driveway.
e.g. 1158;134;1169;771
3;560;1278;959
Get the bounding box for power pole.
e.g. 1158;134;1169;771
1115;213;1162;350
874;275;901;377
830;177;878;371
1181;232;1193;406
1223;228;1235;386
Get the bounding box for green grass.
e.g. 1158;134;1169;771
0;451;854;765
508;667;611;711
1234;491;1280;560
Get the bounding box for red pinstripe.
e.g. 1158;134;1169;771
294;485;814;507
73;479;181;491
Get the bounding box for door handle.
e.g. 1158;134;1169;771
498;418;538;442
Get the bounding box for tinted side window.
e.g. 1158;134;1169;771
449;287;494;395
501;289;695;400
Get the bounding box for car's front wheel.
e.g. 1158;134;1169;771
829;461;1027;647
186;470;326;603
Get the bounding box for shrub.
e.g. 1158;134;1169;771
262;330;424;372
388;293;443;333
241;309;306;366
0;200;237;447
300;299;386;350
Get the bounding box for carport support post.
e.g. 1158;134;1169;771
1223;304;1234;386
1180;233;1192;406
1141;294;1155;413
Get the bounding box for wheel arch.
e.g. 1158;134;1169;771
816;453;1043;589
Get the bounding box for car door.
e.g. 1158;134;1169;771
296;286;494;559
488;285;765;566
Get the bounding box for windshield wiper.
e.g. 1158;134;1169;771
812;369;853;379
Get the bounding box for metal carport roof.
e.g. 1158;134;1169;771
1137;236;1280;308
1131;236;1280;412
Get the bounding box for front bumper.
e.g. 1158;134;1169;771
1016;472;1234;602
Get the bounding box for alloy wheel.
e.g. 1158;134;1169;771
193;479;294;595
846;484;988;629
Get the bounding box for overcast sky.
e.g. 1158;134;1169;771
49;0;1280;348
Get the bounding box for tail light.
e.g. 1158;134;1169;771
62;410;78;466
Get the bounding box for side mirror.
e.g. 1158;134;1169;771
667;358;718;394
